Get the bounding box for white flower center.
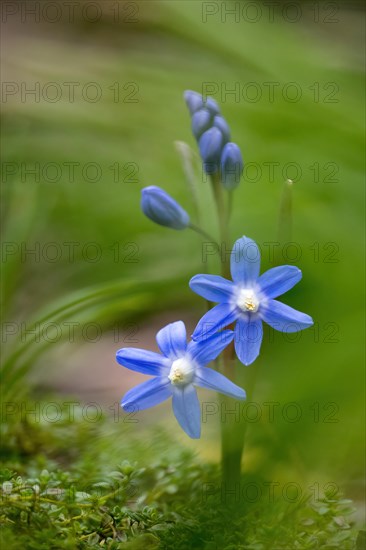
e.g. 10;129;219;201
168;357;194;386
237;288;259;313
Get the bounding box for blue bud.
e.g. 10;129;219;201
220;142;244;190
204;97;220;116
213;115;231;143
191;108;212;140
141;186;190;230
184;90;204;115
199;127;224;175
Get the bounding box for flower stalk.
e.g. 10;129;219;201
209;174;245;495
118;90;313;505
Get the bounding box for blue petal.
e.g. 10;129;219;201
188;330;234;366
230;236;261;285
122;377;172;411
260;299;313;332
172;385;201;438
191;303;239;341
234;317;263;366
116;348;170;375
195;368;246;400
189;274;235;303
156;321;187;359
258;266;302;299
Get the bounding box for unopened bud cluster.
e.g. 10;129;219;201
184;90;244;188
140;91;245;232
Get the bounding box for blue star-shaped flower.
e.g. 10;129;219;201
116;321;246;439
190;236;314;366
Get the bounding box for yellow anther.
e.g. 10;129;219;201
168;358;194;386
244;299;256;311
170;369;184;384
237;288;259;313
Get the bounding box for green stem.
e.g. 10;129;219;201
220;356;260;497
189;223;220;252
209;173;246;496
210;174;230;276
220;360;243;493
175;141;201;222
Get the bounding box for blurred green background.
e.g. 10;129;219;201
1;0;365;532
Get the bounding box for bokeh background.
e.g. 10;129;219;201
1;0;365;540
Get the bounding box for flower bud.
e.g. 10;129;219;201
191;108;212;140
213;115;231;143
141;186;190;230
199;127;224;175
220;142;243;190
184;90;204;115
204;97;220;116
184;90;220;117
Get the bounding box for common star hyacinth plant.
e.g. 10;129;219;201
190;236;314;366
116;90;314;487
116;321;246;438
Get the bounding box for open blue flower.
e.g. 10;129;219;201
190;236;313;366
116;321;246;438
